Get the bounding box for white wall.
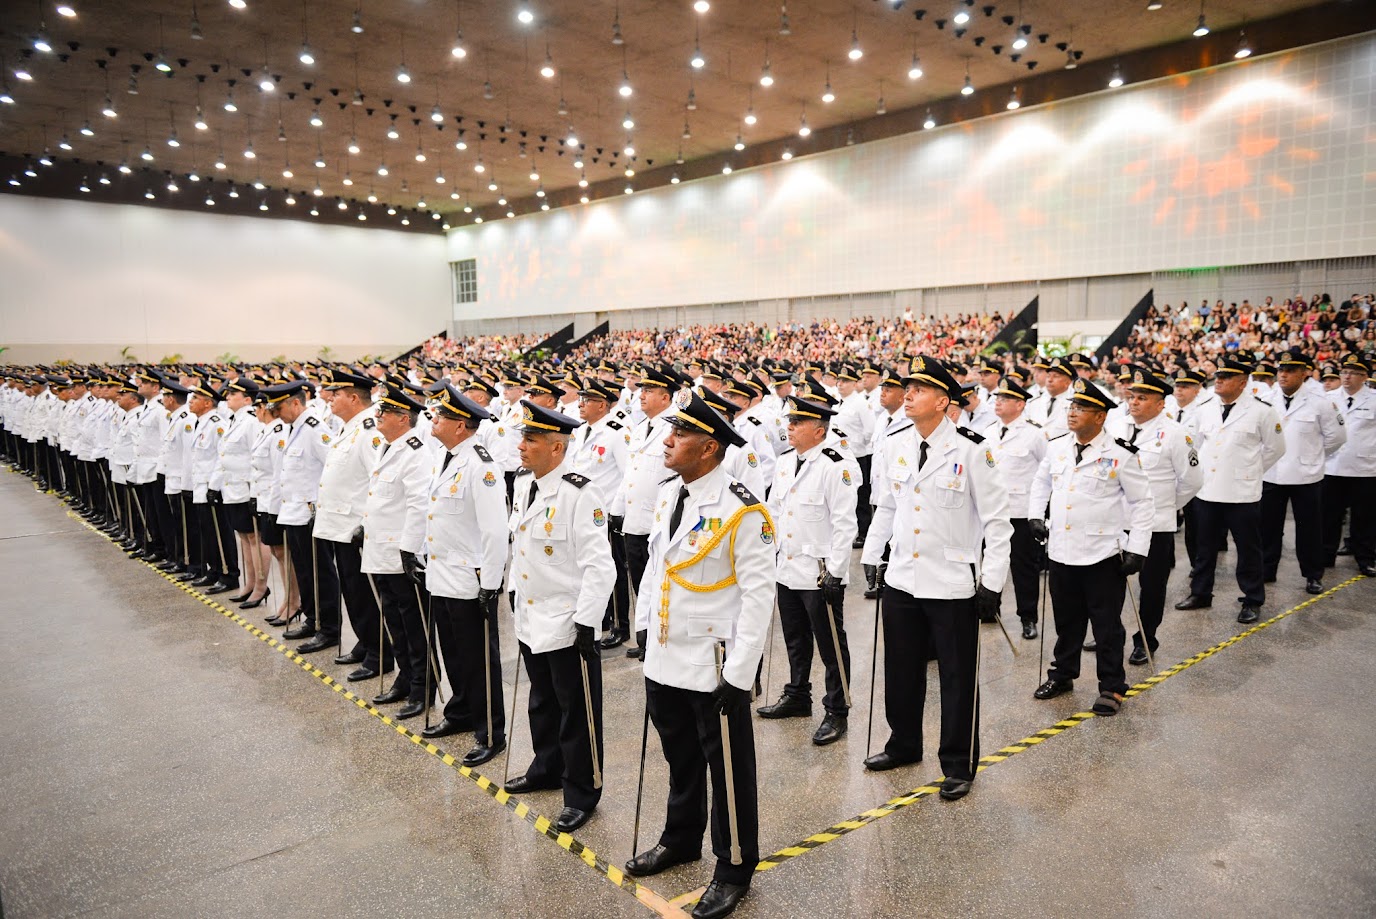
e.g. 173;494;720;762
0;196;449;364
447;33;1376;322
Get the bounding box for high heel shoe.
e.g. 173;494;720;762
227;589;253;603
238;587;271;609
265;606;299;628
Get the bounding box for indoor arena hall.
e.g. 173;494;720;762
2;2;1375;918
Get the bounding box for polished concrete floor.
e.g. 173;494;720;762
1;467;1373;919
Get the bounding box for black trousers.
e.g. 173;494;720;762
1188;499;1265;607
152;480;182;564
645;678;759;886
1133;531;1176;653
1261;481;1324;581
776;584;851;716
285;524;341;640
1048;557;1129;695
602;528;631;636
330;540;386;670
132;482;161;553
518;642;603;812
855;454;873;537
1322;474;1376;567
374;572;421;699
196;498;239;581
1182;497;1201;571
879;588;979;782
180;492;205;574
624;532;650;600
1005;518;1043;622
433;594;506;745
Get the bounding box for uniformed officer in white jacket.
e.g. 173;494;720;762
131;370;169;563
1176;358;1287;623
1115;367;1203;665
860;367;912;600
1169;367;1220;568
1322;354;1376;575
402;384;510;763
983;376;1047;638
1028;377;1154;716
697;387;769;499
157;381;195;574
613;366;678;660
1261;350;1346;594
834;364;876;543
312;370;389;674
624;389;776;919
213;377;262;600
759;393;860;748
861;356;1012;800
1031;357;1073;438
569;377;634;648
502;400;615;836
188;381;231;588
357;384;436;721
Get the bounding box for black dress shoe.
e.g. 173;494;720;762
156;560;180;571
626;645;645;660
396;700;428;720
811;713;847;746
175;571;199;582
1128;646;1150;666
1082;638;1098;652
598;631;628;650
756;694;811;719
333;649;366;666
346;667;379;682
624;844;701;877
283;621;315;639
1305;578;1323;595
205;581;236;595
296;634;333;653
421;717;473;739
372;684;409;705
692;879;749;919
851;535;865;549
1021;619;1038;640
1174;595;1211;610
863;751;920;772
1237;606;1261;624
1033;678;1074;700
190;574;218;587
461;739;506;766
939;777;973;801
554;806;592;833
503;774;562;794
1361;564;1376;577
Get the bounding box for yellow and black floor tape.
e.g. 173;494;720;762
55;502;680;918
34;475;1365;915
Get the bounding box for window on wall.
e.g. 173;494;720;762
452;258;478;304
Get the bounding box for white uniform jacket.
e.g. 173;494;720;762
768;443;860;590
159;406;193;493
569;414;631;504
1263;387;1346;486
613;412;672;534
984;416;1047;520
313;408;381;542
1122;415;1204;531
1327;387;1376;477
862;418;1013;599
361;431;432;575
634;464;776;693
734;413;777;487
1193;392;1286;504
213;406;259;503
508;462;615;653
405;438;508;596
1028;430;1155;564
834;391;876;458
276;414;332;526
189;410;226;503
131;401;165;486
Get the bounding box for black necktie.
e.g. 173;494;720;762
795;455;805;475
1000;426;1007;440
1075;443;1087;464
1222;402;1235;422
1176;409;1184;422
918;441;929;470
440;450;454;473
526;480;538;512
669;485;689;535
1348;396;1354;409
1128;425;1140;445
1284;395;1292;411
1047;396;1055;413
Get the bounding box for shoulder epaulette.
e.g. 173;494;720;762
606;419;623;431
514;466;531;477
272;422;284;433
1114;437;1139;455
208;413;221;423
1255;398;1271;407
362;417;376;430
747;416;763;426
957;426;986;444
405;436;424;450
659;474;679;485
304;416;320;427
821;447;843;463
833;427;848;438
779;447;796;456
728;481;760;506
562;472;590;488
1049;431;1071;442
1026;419;1042;428
473;444;493;462
888;424;911;437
